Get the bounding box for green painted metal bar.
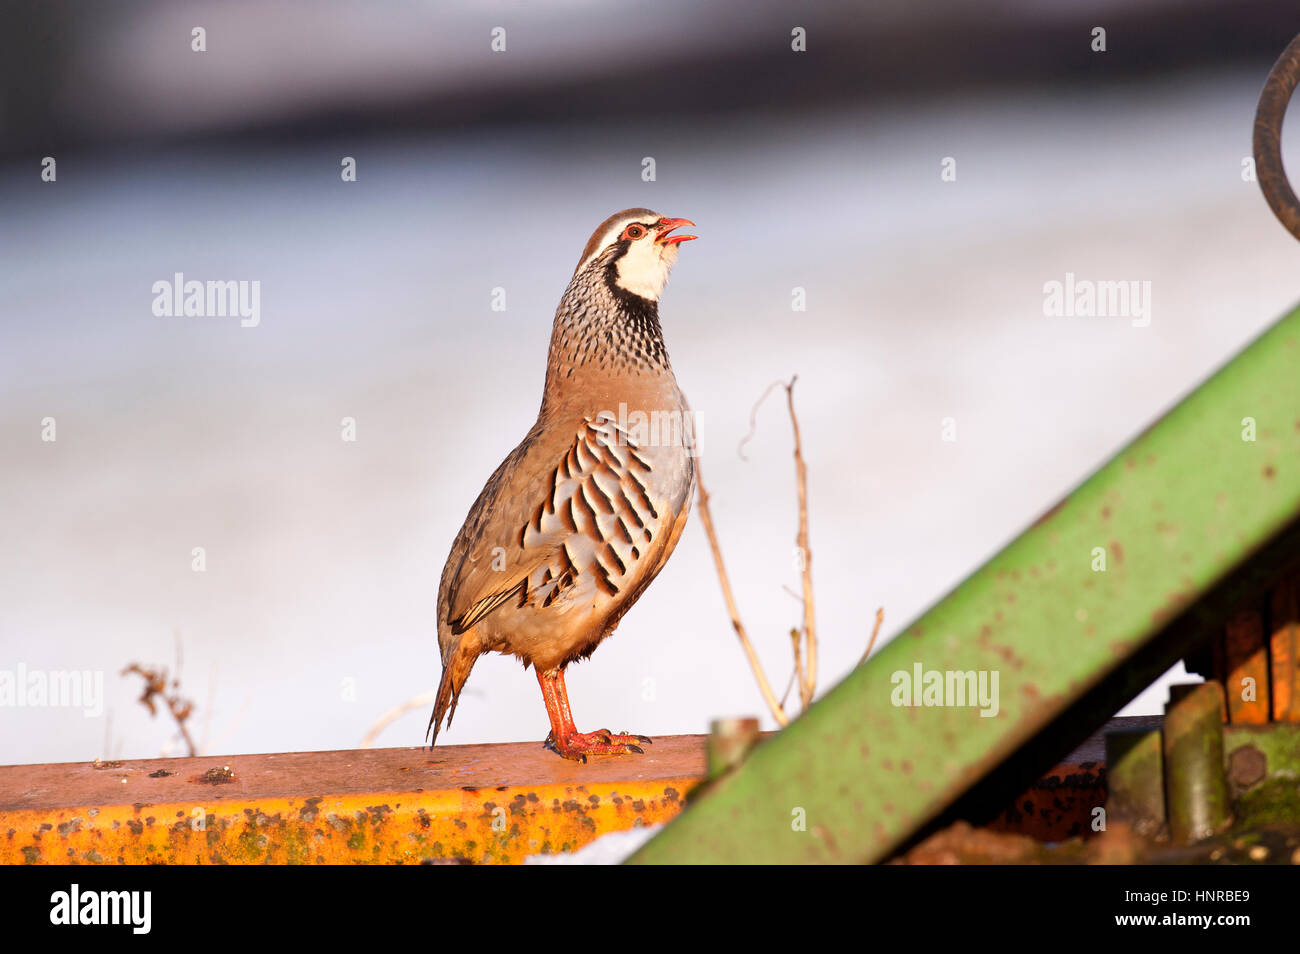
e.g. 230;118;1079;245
629;304;1300;864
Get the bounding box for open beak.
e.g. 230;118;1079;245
655;217;697;246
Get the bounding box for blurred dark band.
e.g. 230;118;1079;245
2;0;1299;160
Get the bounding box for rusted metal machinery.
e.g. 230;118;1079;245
628;35;1300;865
1105;583;1300;850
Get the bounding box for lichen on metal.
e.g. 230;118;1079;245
1164;682;1230;843
630;304;1300;864
1105;726;1164;835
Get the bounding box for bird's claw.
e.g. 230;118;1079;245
543;728;651;762
591;728;653;746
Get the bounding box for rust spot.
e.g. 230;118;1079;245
1109;541;1124;564
1264;465;1276;480
992;643;1025;669
811;824;840;857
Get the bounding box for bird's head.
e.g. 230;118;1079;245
573;208;696;302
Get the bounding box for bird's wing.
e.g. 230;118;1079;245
440;413;665;639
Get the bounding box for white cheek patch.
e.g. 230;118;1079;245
613;240;678;301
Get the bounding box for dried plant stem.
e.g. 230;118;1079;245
362;689;437;748
788;627;803;708
785;378;817;708
122;661;197;757
860;607;885;665
173;705;197;758
700;376;876;722
695;466;790;727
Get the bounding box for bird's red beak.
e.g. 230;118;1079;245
655;217;697;246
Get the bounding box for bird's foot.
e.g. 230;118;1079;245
544;728;652;763
590;727;653;746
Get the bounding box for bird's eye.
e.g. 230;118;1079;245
624;225;646;240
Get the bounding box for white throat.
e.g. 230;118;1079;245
612;240;678;301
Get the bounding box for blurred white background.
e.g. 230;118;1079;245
3;1;1300;764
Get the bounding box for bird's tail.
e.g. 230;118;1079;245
427;643;476;748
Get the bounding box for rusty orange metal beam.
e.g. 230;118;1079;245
0;737;705;865
1224;609;1269;724
1272;576;1300;722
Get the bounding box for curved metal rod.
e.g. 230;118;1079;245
1255;33;1300;242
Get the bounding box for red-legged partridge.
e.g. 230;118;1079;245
428;209;698;761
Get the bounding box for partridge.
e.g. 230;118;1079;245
428;208;698;761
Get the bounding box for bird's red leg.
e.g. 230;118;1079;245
536;668;650;762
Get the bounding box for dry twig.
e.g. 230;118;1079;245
700;376;884;720
785;378;818;708
695;466;790;726
361;689;438;748
122;660;197;757
860;607;885;665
